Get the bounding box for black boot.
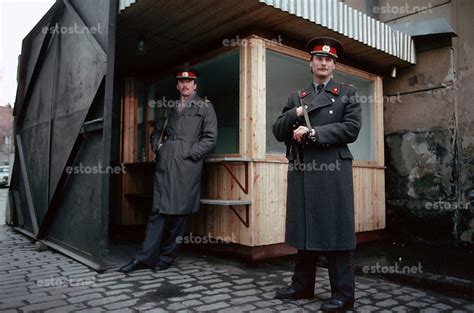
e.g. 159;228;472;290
154;261;171;271
320;298;354;311
275;286;314;300
118;259;150;273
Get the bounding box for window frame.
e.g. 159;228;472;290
264;40;385;170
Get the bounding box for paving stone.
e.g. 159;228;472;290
44;303;87;312
139;282;163;290
210;282;232;288
75;307;104;313
202;287;232;295
199;278;222;285
105;288;133;296
201;293;232;303
357;304;381;311
377;299;398;307
182;285;207;293
406;300;430;308
104;299;140;310
232;283;258;290
67;287;106;297
218;304;256;312
122;275;156;282
195;301;230;311
232;288;261;296
254;299;284;308
229;295;261;305
87;294;130;307
20;300;68;312
420;308;441;313
396;294;417;301
373;292;392;299
108;283;134;290
232;278;254;284
180;299;203;307
0;301;27;310
68;292;103;304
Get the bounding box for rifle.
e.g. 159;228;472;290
152;108;170;160
286;90;313;165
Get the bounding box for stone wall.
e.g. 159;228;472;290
353;0;473;244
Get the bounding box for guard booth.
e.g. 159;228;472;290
10;0;416;270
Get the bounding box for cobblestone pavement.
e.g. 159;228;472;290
1;224;473;312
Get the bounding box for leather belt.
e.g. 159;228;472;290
166;135;198;142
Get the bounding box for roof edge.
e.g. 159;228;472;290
259;0;416;64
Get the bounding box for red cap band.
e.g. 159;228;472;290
312;44;337;56
176;71;197;79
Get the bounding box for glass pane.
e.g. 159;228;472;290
150;50;240;155
266;50;312;154
333;71;375;161
194;50;239;154
265;49;376;161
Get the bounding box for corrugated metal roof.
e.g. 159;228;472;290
118;0;416;64
260;0;415;64
119;0;136;12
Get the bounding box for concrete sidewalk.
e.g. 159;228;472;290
1;224;473;312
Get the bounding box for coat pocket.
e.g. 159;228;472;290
339;149;354;160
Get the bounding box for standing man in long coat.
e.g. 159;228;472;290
119;67;218;273
273;37;361;311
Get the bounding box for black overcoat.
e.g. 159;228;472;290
150;94;217;214
273;79;362;250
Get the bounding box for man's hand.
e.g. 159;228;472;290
293;126;310;143
296;105;306;117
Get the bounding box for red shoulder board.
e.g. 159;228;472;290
298;89;311;99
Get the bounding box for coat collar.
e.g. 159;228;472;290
300;79;340;112
324;79;340;95
176;93;201;114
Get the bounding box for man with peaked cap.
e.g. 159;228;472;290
119;66;218;273
273;37;361;311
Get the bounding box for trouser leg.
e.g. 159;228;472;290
156;214;187;266
135;211;167;267
291;250;318;293
326;250;355;301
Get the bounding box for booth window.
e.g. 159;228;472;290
265;49;376;161
334;71;375;161
149;50;240;155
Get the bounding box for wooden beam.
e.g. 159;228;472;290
241;36;266;160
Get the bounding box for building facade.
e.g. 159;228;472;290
347;0;474;245
0;104;14;165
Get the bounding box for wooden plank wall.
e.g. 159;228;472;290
122;78;137;163
252;161;287;246
188;163;253;245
